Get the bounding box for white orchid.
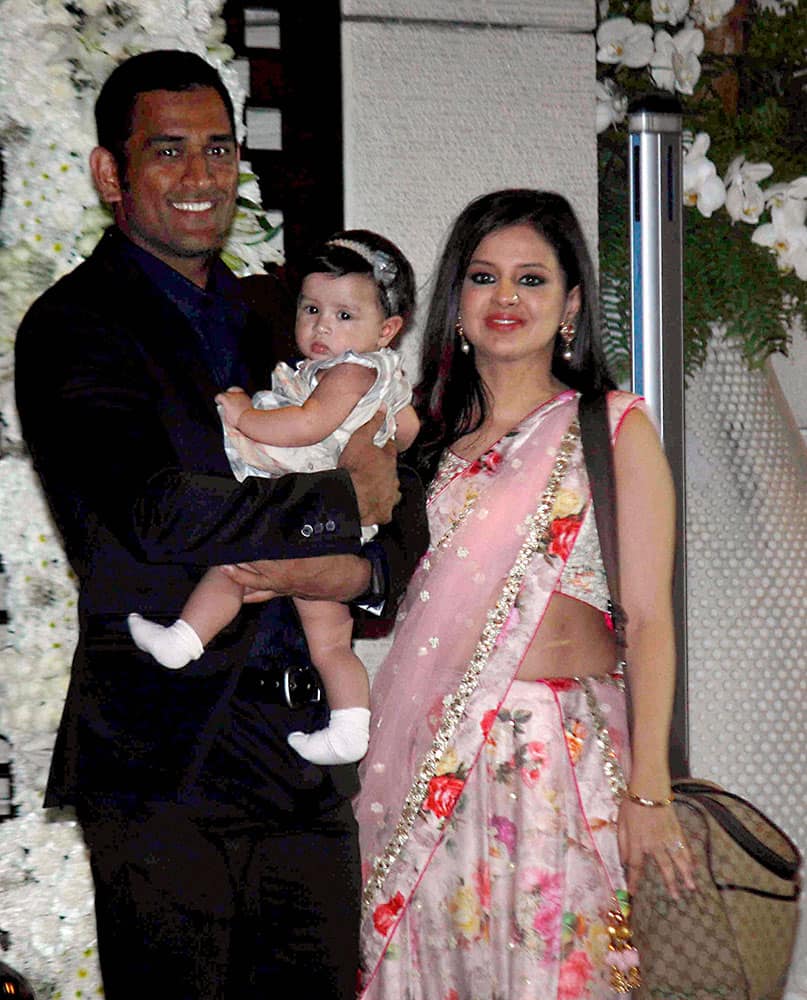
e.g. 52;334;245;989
751;205;807;281
752;198;807;279
763;177;807;212
724;156;774;224
689;0;736;30
596;79;628;133
651;27;705;95
596;17;655;68
651;0;691;25
683;132;727;217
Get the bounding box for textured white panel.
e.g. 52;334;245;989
342;21;596;380
232;56;250;98
244;7;280;48
685;337;807;853
771;323;807;438
342;0;594;30
245;106;282;150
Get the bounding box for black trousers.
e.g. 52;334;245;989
79;800;361;999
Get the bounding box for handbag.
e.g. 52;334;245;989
579;394;802;1000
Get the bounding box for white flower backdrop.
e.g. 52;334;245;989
0;1;280;992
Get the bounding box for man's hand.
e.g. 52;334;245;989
338;411;400;526
215;386;252;428
221;555;371;603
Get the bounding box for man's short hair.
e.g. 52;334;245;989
95;49;237;171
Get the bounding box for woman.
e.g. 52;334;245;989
354;190;696;999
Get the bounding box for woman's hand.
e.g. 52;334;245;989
617;798;697;900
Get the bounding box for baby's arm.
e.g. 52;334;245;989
393;404;420;452
217;363;375;447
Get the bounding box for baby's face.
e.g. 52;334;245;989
295;272;389;360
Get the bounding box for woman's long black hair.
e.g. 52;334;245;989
409;189;616;484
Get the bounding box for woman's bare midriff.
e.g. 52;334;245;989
516;591;617;681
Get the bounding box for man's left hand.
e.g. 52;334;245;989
221;555;371;603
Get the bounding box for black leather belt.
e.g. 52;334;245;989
236;665;323;709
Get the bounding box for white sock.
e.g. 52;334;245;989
127;614;204;670
287;707;371;765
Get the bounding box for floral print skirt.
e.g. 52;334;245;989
362;674;630;1000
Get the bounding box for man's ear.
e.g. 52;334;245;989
90;147;123;206
378;315;404;348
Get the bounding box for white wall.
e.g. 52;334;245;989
341;0;596;382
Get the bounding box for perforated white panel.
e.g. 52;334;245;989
685;337;807;856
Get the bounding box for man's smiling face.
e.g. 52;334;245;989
110;86;239;281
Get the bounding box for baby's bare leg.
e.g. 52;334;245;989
128;567;245;670
296;599;370;709
181;566;246;645
287;598;371;764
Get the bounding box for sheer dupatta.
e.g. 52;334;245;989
356;390;636;984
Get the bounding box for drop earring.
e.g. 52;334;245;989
456;317;470;355
559;320;575;362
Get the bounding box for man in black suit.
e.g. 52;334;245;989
14;50;427;998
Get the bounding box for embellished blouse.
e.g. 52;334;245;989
431;444;610;616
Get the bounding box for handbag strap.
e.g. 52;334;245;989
578;393;628;655
673;781;801;882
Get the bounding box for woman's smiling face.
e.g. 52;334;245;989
459;223;579;372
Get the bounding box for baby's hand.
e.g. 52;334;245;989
216;386;253;427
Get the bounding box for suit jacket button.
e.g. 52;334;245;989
301;524;313;537
325;520;336;532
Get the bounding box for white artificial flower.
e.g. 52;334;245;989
651;27;705;94
763;177;807;215
74;203;115;260
762;183;792;211
220;168;284;276
752;200;807;280
724;156;774;224
596;17;655;68
651;0;691;25
0;244;57;378
79;0;113;15
689;0;736;30
596;79;628;133
755;0;796;11
683;132;727;217
0;2;278;995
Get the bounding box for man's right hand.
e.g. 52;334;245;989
338;411;400;526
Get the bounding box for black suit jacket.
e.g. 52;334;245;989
14;228;427;809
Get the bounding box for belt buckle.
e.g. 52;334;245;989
283;665;322;709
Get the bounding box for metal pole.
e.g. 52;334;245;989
628;95;690;778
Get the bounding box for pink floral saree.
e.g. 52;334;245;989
355;390;646;999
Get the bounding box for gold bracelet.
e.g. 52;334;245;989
623;789;674;808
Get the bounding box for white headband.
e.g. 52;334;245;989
326;238;400;316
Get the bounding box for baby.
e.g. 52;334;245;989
128;230;420;765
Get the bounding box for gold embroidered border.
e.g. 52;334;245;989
580;674;628;801
362;420;581;916
433;484;479;551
